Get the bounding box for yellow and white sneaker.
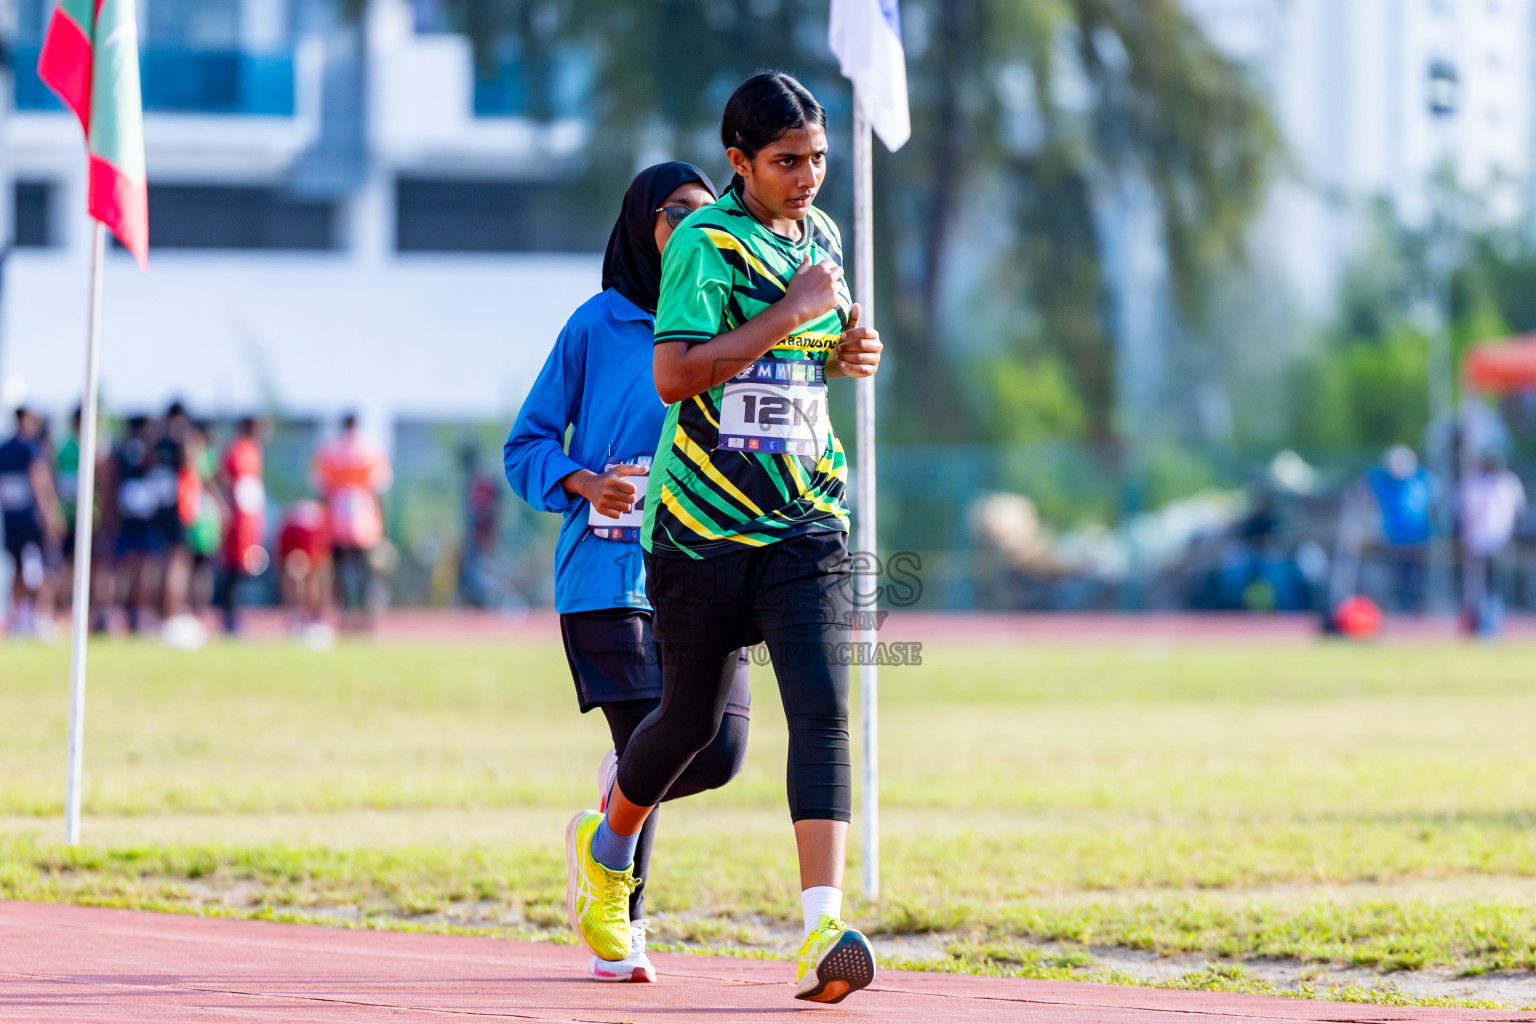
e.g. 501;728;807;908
589;919;656;982
565;810;637;962
794;914;876;1004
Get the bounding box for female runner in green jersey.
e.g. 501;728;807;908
564;71;884;1005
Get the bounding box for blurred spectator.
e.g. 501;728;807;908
34;416;65;618
312;412;393;633
278;498;333;643
456;443;501;608
968;492;1055;609
1367;445;1434;613
1459;451;1528;637
52;406;82;615
149;403;207;648
184;421;226;627
149;405;188;618
104;415;160;634
1;407;64;638
1226;490;1305;613
215;416;269;636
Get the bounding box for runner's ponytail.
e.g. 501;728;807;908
721;71;826;189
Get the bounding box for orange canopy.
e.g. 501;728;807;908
1465;334;1536;393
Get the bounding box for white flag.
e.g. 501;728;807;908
829;0;911;151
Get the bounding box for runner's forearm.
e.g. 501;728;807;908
559;468;598;502
653;299;809;404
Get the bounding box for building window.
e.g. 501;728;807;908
395;178;607;253
413;0;450;33
145;0;240;48
17;0;46;39
472;43;595;119
145;186;336;250
139;50;297;115
13;41;296;115
13;182;56;248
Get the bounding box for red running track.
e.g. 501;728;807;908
1;903;1528;1023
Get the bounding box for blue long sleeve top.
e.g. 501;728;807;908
504;289;667;613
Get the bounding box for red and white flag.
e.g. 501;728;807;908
38;0;149;266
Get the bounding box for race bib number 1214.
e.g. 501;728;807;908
716;355;827;456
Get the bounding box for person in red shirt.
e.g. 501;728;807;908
215;416;269;635
278;497;332;634
311;412;392;633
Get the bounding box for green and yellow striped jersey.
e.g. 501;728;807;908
643;186;851;559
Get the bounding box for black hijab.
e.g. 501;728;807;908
602;162;718;315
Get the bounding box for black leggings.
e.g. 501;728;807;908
617;531;852;824
600;700;748;921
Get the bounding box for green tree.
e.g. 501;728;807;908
1289;326;1432;449
1283;196;1529;450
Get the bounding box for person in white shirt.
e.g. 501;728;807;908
1459;452;1527;635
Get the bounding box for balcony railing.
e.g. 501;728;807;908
14;46;296;116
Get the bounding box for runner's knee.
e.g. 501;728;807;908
664;699;726;756
664;713;748;799
780;658;848;727
779;666;851;823
618;698;724;804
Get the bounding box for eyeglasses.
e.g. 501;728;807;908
656;205;694;229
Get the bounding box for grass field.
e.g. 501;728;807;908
7;635;1536;1007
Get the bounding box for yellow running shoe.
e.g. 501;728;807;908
565;810;637;962
794;914;876;1004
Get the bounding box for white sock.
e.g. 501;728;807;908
801;886;843;937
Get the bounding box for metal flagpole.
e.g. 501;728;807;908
851;89;880;903
65;222;107;846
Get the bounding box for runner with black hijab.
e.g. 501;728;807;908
506;162;751;983
564;73;884;1005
